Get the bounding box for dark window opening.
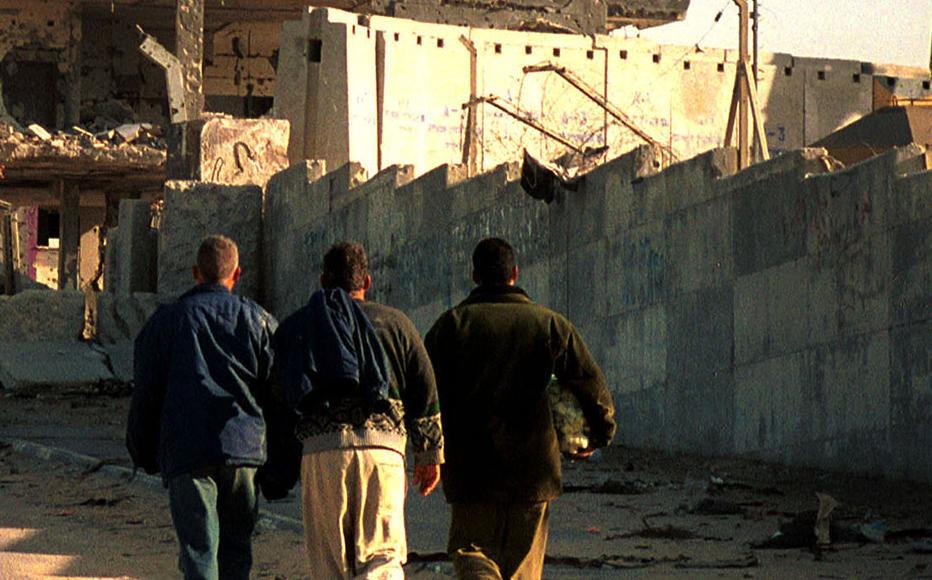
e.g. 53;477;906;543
37;209;60;248
684;61;691;70
652;54;661;63
923;80;931;90
525;46;532;55
2;56;57;127
619;50;627;59
553;48;561;57
586;50;594;59
307;39;322;63
886;77;896;87
784;67;793;76
494;43;502;54
817;71;826;80
852;73;861;83
717;63;725;72
437;38;444;48
205;95;274;119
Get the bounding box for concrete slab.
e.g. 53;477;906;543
0;342;112;392
158;181;263;299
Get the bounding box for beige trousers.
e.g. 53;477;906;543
300;448;407;579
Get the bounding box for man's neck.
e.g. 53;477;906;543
348;289;366;301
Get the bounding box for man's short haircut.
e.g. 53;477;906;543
472;237;516;286
322;241;368;292
196;235;239;283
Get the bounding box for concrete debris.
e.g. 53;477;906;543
0;341;113;393
0;122;165;185
27;124;52;141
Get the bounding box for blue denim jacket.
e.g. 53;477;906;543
127;283;278;482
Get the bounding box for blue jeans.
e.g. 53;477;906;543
168;465;259;580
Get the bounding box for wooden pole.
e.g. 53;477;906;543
1;213;14;296
737;0;750;169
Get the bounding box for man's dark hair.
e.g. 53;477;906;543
196;235;239;283
472;237;516;286
322;241;368;292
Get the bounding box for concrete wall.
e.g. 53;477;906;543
263;144;932;481
275;7;932;178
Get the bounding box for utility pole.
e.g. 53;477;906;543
752;0;759;88
737;0;750;168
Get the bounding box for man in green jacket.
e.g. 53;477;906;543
425;237;616;579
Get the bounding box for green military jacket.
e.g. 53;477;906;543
425;285;616;503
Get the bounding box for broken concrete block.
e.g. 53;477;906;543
158;181;262;299
0;342;112;392
167;116;291;187
107;199;157;295
27;124;51;140
96;292;173;344
0;290;85;342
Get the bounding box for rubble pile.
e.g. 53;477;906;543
0;121;166;184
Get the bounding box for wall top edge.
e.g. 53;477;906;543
297;6;932;78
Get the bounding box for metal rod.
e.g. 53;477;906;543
753;0;759;89
463;95;585;153
523;63;678;163
735;0;750;168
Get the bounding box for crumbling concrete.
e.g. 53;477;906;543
158;181;262;299
167;116;290;187
0;342;113;392
0;290;85;342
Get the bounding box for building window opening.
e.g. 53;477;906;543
37;208;60;248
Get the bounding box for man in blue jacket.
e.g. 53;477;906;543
127;235;277;580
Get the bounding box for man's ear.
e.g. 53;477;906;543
508;265;519;286
231;266;242;284
472;270;482;286
363;274;372;291
193;265;203;283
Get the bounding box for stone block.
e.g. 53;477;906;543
733;164;809;276
889;321;932;481
891;171;932;227
96;292;173;344
110;199;157;295
717;148;833;196
0;290;85;342
158;181;263;299
667;194;733;296
601;305;667;397
328;162;370;211
834;231;891;337
804;148;917;257
734;258;812;366
0;342;112;392
663;147;737;214
666;369;735;455
734;352;805;456
567;240;606;321
891;216;932;327
167;116;291;188
667;285;734;376
449;163;518;221
102;341;135;384
606;219;666;315
615;384;668;449
799;332;890;444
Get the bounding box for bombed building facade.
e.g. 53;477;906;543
0;1;930;483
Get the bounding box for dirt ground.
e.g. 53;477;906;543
1;392;931;579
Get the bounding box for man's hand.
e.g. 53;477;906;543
412;464;441;496
564;447;596;461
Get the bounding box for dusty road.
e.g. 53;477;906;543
1;392;931;579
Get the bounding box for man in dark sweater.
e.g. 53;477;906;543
279;241;444;578
127;235;277;580
425;237;616;579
